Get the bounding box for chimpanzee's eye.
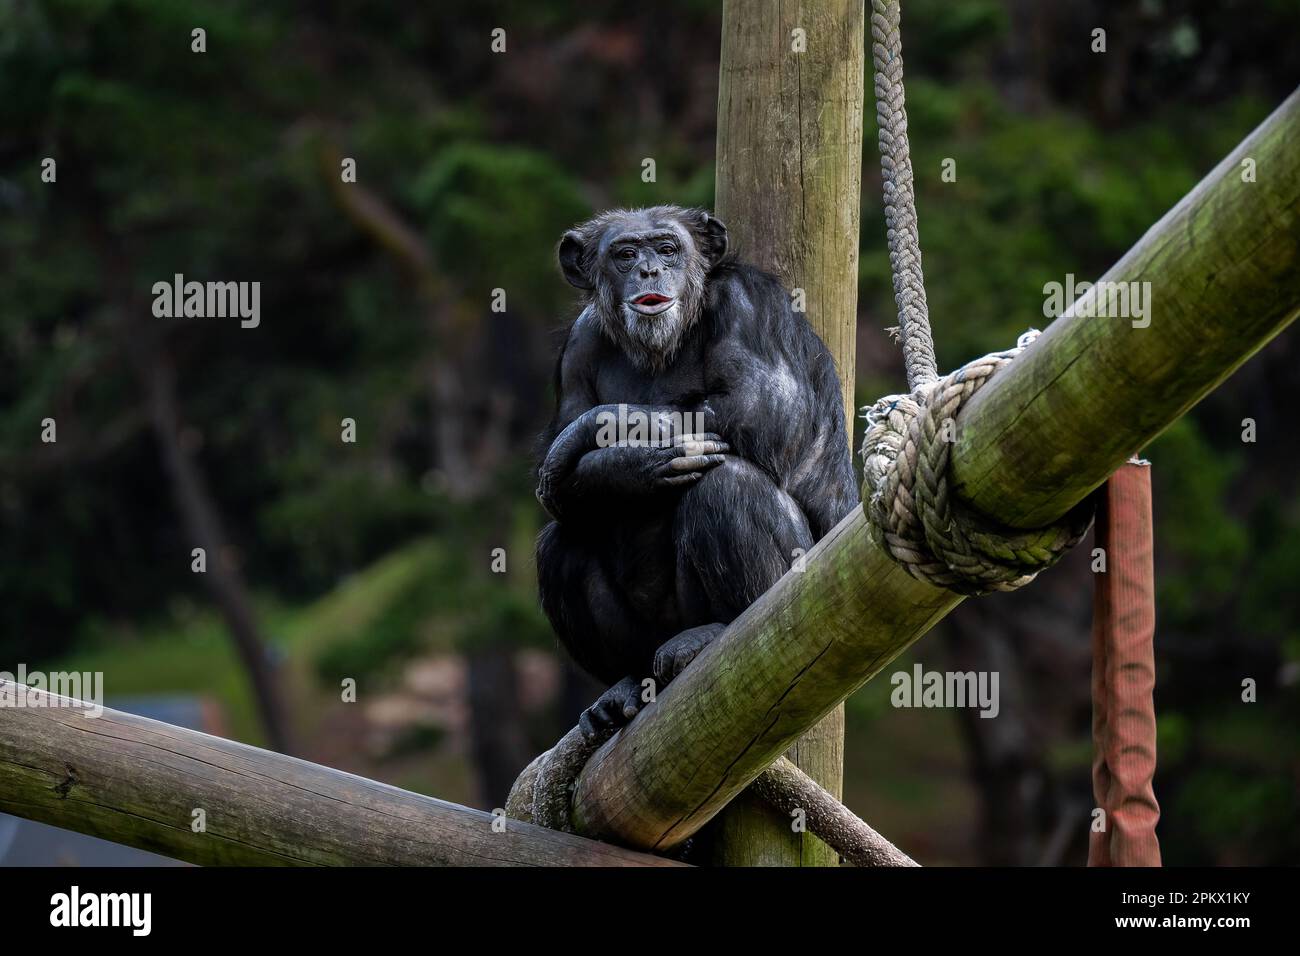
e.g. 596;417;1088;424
617;248;636;261
659;244;677;256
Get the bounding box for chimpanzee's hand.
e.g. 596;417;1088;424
561;435;729;499
538;405;719;516
579;676;649;742
654;433;729;488
653;623;726;685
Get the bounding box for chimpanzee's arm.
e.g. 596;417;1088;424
540;438;729;520
536;317;726;522
701;264;860;540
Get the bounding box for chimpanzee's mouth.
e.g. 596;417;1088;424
628;293;675;315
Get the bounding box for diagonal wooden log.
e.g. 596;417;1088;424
0;681;683;866
571;87;1300;852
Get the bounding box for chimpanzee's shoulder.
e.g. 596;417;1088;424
557;305;609;365
706;259;817;346
706;258;786;299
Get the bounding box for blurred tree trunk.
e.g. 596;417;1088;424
466;643;532;808
559;660;604;729
321;151;531;801
1088;0;1141;126
139;352;295;754
90;217;295;756
1001;0;1051;113
946;585;1092;865
945;606;1047;865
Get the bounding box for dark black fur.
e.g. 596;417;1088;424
535;206;858;737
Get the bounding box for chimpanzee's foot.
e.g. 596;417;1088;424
653;622;726;686
579;676;647;742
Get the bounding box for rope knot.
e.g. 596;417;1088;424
860;330;1093;595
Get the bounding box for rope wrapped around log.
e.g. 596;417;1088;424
861;330;1094;595
507;725;918;867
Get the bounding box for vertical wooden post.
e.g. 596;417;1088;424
712;0;865;865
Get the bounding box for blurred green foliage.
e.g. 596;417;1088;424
2;0;1297;862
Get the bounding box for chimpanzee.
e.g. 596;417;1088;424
535;206;858;739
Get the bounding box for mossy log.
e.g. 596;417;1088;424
0;681;683;867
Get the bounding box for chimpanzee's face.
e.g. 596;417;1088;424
597;214;695;321
559;206;727;372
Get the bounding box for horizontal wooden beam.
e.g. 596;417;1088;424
570;87;1300;852
0;681;683;866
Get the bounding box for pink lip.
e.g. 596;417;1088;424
634;294;671;305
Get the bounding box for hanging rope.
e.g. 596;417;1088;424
863;1;1092;594
871;0;938;389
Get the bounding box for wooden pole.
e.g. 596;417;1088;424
0;681;682;867
571;88;1300;853
711;0;866;867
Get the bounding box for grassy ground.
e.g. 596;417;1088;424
42;538;446;746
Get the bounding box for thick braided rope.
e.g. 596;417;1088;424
509;729;918;865
504;724;607;833
871;0;938;389
861;331;1094;595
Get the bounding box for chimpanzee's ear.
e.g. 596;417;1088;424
558;231;593;290
694;212;729;268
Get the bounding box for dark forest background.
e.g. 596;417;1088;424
2;0;1298;865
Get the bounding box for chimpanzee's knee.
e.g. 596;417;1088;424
674;457;813;620
537;521;649;683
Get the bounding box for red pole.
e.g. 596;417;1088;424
1088;459;1162;866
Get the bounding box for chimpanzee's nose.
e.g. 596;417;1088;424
641;263;659;278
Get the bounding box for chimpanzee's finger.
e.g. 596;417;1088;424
669;453;728;472
617;684;643;720
673;432;725;448
579;677;644;741
656;472;703;488
674;439;729;457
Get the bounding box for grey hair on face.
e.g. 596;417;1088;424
562;205;718;373
594;240;706;372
